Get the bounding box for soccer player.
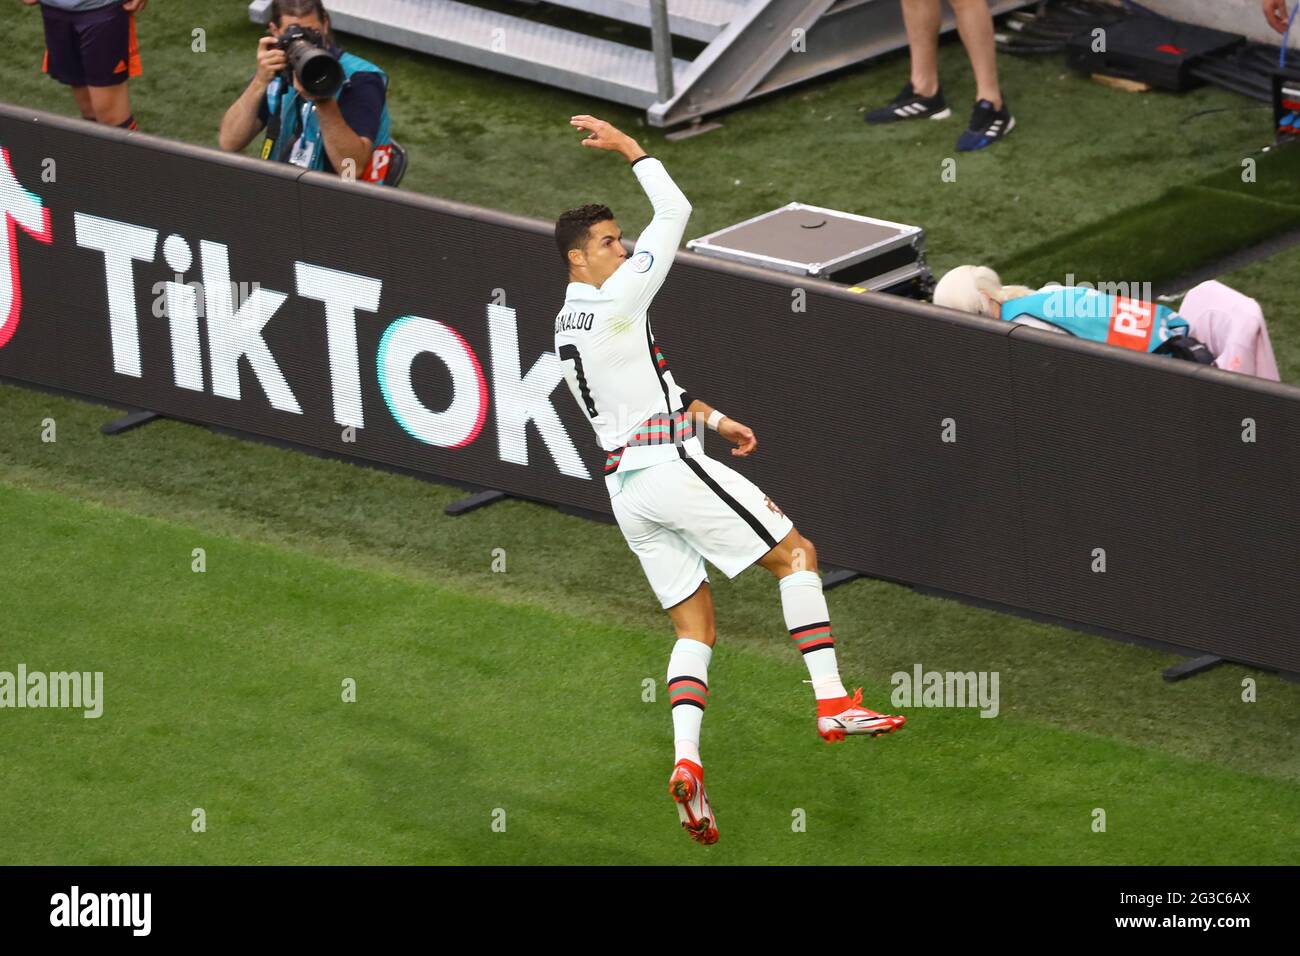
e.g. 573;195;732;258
24;0;148;131
553;116;905;846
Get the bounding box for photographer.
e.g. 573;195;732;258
219;0;394;183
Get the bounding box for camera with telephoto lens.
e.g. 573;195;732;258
275;24;344;100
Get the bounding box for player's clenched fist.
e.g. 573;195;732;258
570;115;647;163
718;417;758;457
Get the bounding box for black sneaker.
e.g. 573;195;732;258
864;82;952;125
956;98;1015;151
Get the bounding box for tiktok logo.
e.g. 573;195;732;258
0;145;54;349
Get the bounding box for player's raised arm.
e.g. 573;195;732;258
570;114;691;314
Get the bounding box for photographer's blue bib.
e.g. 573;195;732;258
1001;286;1188;353
265;50;392;182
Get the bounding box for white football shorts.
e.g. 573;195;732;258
610;453;795;609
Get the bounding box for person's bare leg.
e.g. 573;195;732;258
667;580;716;647
70;85;96;121
87;82;132;127
902;0;944;97
949;0;1002;107
757;526;818;577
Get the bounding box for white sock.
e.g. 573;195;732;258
779;570;848;700
666;638;711;765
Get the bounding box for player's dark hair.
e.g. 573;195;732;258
555;204;614;269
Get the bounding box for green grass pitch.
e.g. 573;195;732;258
1;386;1297;864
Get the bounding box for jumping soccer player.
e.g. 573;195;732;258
553;116;905;846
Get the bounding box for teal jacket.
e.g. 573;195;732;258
263;49;392;180
1001;286;1189;354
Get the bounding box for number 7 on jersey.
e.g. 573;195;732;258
559;343;599;419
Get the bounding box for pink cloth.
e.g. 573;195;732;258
1178;280;1280;381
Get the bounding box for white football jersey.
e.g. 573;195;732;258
554;157;703;495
